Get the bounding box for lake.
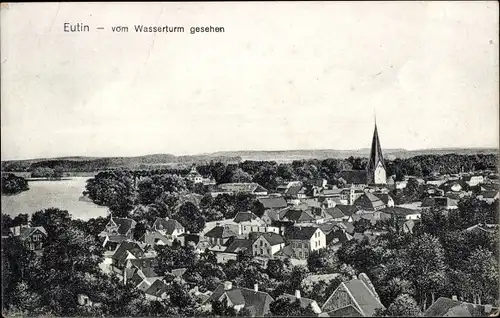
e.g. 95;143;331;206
1;177;110;220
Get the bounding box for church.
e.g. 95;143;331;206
338;122;387;186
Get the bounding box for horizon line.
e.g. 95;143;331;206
2;146;499;162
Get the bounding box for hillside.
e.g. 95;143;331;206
2;147;497;172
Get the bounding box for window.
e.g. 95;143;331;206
264;243;268;247
305;252;308;257
297;243;302;248
260;248;263;255
299;251;303;258
260;241;263;247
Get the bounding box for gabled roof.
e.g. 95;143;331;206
323;274;384;317
233;211;260;223
257;232;285;246
280;293;318;310
275;244;294;258
286;185;303;196
372;193;392;205
481;190;499;199
379;206;420;218
325;207;346;219
144;279;168;298
465;223;498;234
17;226;47;241
216;183;268;194
282;209;315;223
424;297;488;317
153;218;184;235
336;205;359;217
112;241;145;263
288;226;321;240
225;239;253;254
204;225;238;239
140;231;171;246
320;188;343;196
205;283;274;317
108;217;136;235
327;305;363;317
258;197;288;209
421;197;458;208
353;193;386;211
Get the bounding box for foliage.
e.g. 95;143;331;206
1;173;29;195
176;202;206;234
269;297;316;317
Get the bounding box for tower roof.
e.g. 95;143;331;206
367;123;386;172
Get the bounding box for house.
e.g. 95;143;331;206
8;225;47;251
152;217;185;238
421;197;458;210
327;228;353;247
204;224;238;246
465;223;498;235
281;207;316;224
477;191;499;203
101;234;128;251
322;273;385;317
379;206;421;220
176;233;209;253
373;193;394;207
111;241;146;271
233;211;261;223
139;231;172;247
186;165;203;184
258;197;288;210
287;226;326;259
211;183;268;197
353;193;387;211
284;185;309;199
252;232;285;258
464;175;485;187
324;207;348;222
216;238;254;263
338;170;368;189
278;290;322;314
99;217;136;239
203;281;274;317
424;297;499;317
144;279;169;301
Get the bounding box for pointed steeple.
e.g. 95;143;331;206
366;120;386;184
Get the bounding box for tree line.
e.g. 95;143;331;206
1;173;29;195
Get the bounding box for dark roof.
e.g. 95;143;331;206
288;226;321;240
331;230;353;244
153;218;184;235
421;197;457;208
340;221;355;234
318;222;339;234
366;123;386;174
112;241;145;263
282;209;315;222
204;225;238;239
353;193;386;211
17;226;47;241
144;280;168;298
325;207;346;219
275;244;294;258
338;170;367;185
258;197;288;209
280;294;317;309
233;211;260;223
372;193;392;205
178;233;201;245
225;239;253;253
258;232;285;246
140;266;161;278
423;297;492;317
109;217;136;235
379;206;420;218
206;283;274;317
140;231;171;246
481;190;499;199
336;205;359;217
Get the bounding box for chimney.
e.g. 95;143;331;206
224;281;232;291
254;284;258;292
295;290;301;299
352;275;358;280
452;295;458;301
216;222;221;227
165;217;169;221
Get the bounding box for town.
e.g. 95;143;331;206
2;122;499;317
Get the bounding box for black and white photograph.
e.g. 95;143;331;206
1;2;499;317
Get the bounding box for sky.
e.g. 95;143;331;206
1;1;499;160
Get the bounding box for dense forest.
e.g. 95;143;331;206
1;173;29;195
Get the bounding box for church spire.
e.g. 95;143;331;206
366;119;387;184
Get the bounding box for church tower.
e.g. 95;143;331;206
366;121;387;185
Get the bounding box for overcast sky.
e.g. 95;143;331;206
1;2;498;160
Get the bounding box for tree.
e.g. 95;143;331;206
376;294;421;317
269;298;316;316
176;202;206;234
1;173;29;195
30;208;73;240
353;218;373;233
307;247;339;274
230;168;253;183
133;221;148;241
154;242;198;275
